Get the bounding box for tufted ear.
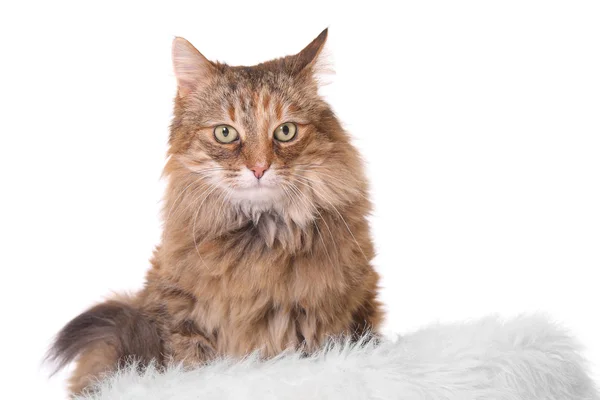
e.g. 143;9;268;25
291;28;329;75
172;37;216;97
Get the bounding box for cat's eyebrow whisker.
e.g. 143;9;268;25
291;174;369;264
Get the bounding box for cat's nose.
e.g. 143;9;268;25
248;163;269;179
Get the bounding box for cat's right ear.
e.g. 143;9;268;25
172;37;216;97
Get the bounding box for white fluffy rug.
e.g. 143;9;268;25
77;315;598;400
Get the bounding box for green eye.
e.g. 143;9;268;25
214;125;239;143
274;122;297;142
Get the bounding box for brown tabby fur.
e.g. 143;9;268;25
48;29;383;396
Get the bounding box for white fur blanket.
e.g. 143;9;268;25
76;315;598;400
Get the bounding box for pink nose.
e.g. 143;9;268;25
249;164;269;179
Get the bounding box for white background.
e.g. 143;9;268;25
1;1;598;398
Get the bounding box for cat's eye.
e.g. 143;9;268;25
214;125;239;144
273;122;297;142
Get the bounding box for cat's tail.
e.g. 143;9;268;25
46;297;163;394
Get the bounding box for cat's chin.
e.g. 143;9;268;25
229;185;285;208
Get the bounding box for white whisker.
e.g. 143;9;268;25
291;174;369;263
293;167;369;201
283;181;336;267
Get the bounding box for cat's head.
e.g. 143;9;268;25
168;29;367;224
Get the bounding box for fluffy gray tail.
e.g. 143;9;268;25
46;299;163;374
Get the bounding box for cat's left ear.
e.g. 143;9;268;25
172;37;216;97
291;28;329;75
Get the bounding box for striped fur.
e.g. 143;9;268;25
49;29;383;396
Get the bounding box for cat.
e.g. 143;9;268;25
48;28;383;395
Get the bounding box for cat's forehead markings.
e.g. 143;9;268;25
252;91;260;109
288;103;299;113
238;93;248;112
262;93;271;110
227;81;237;92
223;83;296;139
275;102;283;121
241;101;257;137
228;104;236;122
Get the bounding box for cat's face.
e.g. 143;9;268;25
169;30;365;221
175;66;333;209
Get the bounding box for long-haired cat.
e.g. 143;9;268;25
48;29;383;395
